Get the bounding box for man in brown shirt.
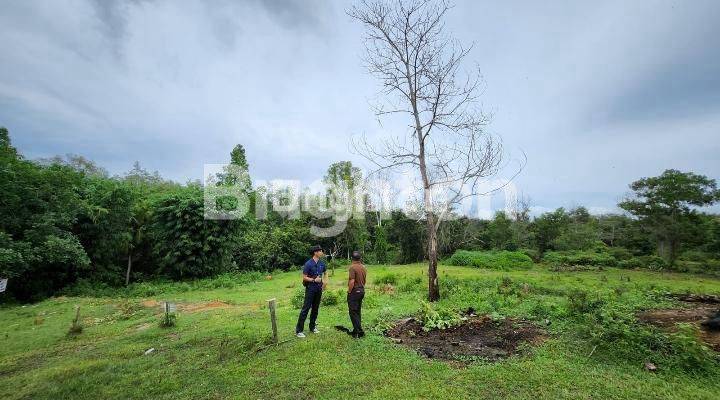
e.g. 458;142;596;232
347;250;367;338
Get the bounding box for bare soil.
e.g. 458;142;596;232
637;296;720;351
140;299;234;313
177;300;232;313
387;315;546;363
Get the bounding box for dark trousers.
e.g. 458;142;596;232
296;284;322;333
347;287;365;334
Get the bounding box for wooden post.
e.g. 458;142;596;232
268;298;278;344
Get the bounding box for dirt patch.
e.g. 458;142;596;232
140;300;160;308
637;297;720;351
387;316;546;363
177;300;233;313
139;299;235;313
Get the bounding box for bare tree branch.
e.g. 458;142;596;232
349;0;520;301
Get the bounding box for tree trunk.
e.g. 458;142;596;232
426;213;440;301
406;56;439;300
125;252;132;286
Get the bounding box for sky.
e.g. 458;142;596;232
1;0;719;215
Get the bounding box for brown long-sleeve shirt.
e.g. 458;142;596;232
348;261;367;289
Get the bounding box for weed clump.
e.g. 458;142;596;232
418;301;463;331
374;273;399;285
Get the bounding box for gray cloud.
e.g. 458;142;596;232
0;0;718;213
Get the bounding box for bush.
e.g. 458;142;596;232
374;273;399;285
678;250;713;262
543;250;617;268
398;276;423;293
371;307;399;334
618;258;642;269
291;287;305;309
675;251;720;274
291;287;340;308
519;248;540;262
321;290;339;306
637;255;667;271
488;251;534;269
447;250;533;270
608;247;633;261
159;311;177;328
447;250;476;266
418;301;462;331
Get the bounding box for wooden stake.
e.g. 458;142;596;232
268;298;278;344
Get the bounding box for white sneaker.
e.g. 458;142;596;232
296;332;306;338
311;328;320;334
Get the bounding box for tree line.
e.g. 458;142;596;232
1;127;719;302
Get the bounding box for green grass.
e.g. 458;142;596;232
2;264;720;399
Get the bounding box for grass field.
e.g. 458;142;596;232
2;264;720;399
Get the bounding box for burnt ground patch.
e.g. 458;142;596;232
386;316;546;363
637;294;720;351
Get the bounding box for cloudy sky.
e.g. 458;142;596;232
1;0;719;215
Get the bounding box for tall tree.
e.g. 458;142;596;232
350;0;504;300
225;144;252;192
323;161;367;258
530;208;570;255
619;169;720;265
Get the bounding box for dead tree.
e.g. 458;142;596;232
350;0;505;301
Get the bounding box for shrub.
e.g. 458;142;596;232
608;247;633;261
371;307;399;334
159;311;177;328
290;287;339;308
490;251;534;269
291;287;305;309
519;248;540;262
618;258;642;269
543;250;617;268
637;255;667;271
447;250;476;266
374;273;399;285
567;290;605;315
678;250;713;262
321;290;339;306
447;250;533;270
398;276;423;293
418;301;463;331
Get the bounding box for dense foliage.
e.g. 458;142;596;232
447;250;534;270
1;126;719;301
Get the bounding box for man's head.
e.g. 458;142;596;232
310;245;324;258
351;251;362;262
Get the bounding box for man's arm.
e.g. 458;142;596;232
347;267;356;293
301;263;321;284
302;273;320;283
